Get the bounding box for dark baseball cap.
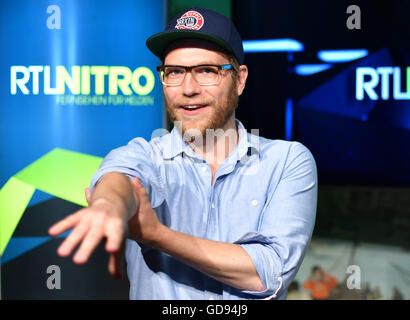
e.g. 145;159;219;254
146;7;244;64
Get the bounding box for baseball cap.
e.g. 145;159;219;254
146;7;244;64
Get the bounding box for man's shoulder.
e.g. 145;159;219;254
250;133;313;159
122;130;171;153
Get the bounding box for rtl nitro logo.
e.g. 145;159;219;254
10;65;155;96
356;66;410;100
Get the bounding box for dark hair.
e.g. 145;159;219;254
311;265;321;274
288;281;299;291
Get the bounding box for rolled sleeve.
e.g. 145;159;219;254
234;232;284;299
235;142;317;299
89;137;165;208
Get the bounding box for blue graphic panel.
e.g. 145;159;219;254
0;0;165;188
296;49;392;121
294;48;410;186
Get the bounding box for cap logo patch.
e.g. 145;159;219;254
175;10;204;30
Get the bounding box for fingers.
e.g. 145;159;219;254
52;205;126;263
57;219;90;257
48;212;80;237
108;253;118;277
57;225;88;257
108;253;123;278
50;184;130;273
108;240;126;278
56;214;125;266
105;217;125;252
73;221;105;264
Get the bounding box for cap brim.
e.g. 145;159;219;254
146;30;234;60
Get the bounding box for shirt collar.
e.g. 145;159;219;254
162;124;188;160
162;119;260;160
232;119;260;163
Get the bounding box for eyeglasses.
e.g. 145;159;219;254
156;64;234;86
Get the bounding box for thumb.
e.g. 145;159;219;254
130;177;140;195
131;177;149;201
84;187;92;206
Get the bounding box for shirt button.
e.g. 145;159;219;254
251;200;258;206
211;203;215;209
201;167;207;173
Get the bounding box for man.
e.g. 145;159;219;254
303;266;338;300
49;7;317;300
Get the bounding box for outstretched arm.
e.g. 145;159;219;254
48;172;138;276
49;172;264;291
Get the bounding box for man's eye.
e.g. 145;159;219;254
165;68;184;76
196;67;218;74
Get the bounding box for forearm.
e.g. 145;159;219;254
148;225;265;292
91;172;138;220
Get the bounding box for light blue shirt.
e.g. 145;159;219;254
90;119;317;300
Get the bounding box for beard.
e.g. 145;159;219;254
164;80;239;138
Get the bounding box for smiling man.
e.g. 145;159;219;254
49;7;317;300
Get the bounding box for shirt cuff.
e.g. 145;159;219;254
234;232;284;299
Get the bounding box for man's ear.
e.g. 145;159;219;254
236;65;248;96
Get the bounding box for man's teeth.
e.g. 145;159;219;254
183;105;202;109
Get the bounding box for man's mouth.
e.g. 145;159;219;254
179;104;208;116
180;104;207;110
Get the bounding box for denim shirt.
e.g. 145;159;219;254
90;119;317;300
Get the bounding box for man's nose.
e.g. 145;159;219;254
181;72;201;96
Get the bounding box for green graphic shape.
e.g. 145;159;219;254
0;148;103;255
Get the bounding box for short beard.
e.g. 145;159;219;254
164;80;239;139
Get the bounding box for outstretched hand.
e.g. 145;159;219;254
48;186;127;277
48;176;161;278
84;187;127;278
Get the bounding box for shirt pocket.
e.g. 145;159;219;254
225;195;266;240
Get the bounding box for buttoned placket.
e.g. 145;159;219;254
202;159;238;300
195;160;219;299
177;125;250;299
204;161;236;239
